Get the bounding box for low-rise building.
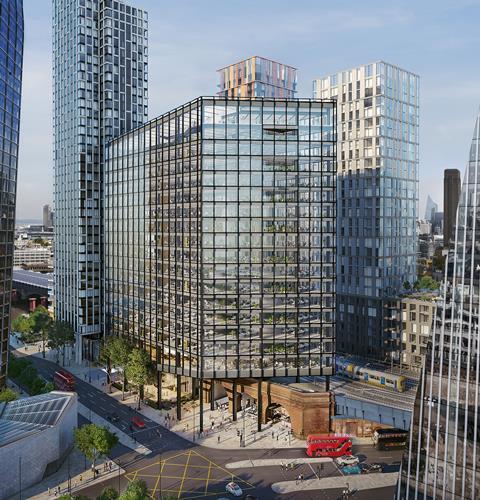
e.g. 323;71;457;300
14;246;52;267
400;293;437;370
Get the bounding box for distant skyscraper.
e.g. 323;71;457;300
443;168;461;245
0;0;23;387
313;62;419;361
398;110;480;500
53;0;148;362
425;194;438;222
217;56;297;98
42;204;53;227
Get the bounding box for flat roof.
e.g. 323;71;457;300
12;268;53;289
0;392;74;447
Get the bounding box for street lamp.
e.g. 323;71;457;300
241;400;246;448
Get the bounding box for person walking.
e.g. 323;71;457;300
217;435;221;444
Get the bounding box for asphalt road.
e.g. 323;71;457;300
18;352;402;499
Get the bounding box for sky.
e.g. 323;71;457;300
16;0;480;219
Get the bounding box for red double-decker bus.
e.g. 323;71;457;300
306;434;353;458
53;370;75;391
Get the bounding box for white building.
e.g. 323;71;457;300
14;247;52;266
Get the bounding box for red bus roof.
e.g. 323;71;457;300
307;434;351;443
54;370;74;381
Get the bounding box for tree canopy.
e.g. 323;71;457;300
126;348;152;409
74;424;118;467
414;275;440;291
119;480;149;500
0;387;18;402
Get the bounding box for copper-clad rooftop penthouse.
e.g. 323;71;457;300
218;56;297;98
104;96;336;380
398;109;480;499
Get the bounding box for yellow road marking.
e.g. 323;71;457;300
126;451;188;475
204;460;212;496
150;458;163;499
177;450;192;499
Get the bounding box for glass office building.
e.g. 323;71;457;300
398;111;480;500
313;61;419;361
218;57;297;99
105;97;336;380
0;0;23;387
53;0;148;362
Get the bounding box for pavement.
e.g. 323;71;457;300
10;337;403;499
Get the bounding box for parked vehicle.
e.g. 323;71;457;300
306;434;352;458
336;455;360;467
361;463;383;473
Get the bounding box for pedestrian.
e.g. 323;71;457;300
79;474;83;482
217;435;221;444
84;373;87;381
271;431;274;440
276;434;279;441
316;465;320;476
300;473;304;482
280;461;284;471
48;487;51;496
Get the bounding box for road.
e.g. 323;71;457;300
18;353;403;499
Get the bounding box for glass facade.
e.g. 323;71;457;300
398;112;480;500
218;57;297;99
313;61;419;361
105;97;336;379
0;0;23;387
53;0;148;362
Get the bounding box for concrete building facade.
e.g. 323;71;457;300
443;168;461;247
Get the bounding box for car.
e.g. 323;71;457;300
225;482;243;497
131;416;145;428
107;413;119;423
361;463;383;474
336;455;360;467
342;465;362;475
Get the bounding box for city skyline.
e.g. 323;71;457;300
15;0;480;218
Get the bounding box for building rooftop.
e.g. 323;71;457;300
12;268;53;289
217;55;297;72
0;392;74;447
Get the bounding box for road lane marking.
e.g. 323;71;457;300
204;460;213;496
177;450;192;499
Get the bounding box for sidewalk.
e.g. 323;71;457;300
9;336;372;450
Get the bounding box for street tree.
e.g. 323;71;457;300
11;314;34;343
97;487;119;500
0;387;18;402
119;479;149;500
107;337;131;400
125;348;152;410
47;320;75;365
30;306;52;358
74;424;118;469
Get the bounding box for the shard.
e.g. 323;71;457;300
398;110;480;498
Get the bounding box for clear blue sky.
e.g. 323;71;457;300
17;0;480;219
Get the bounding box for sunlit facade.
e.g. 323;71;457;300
218;57;297;99
313;61;419;361
398;110;480;500
105;97;335;380
53;0;148;362
0;0;23;387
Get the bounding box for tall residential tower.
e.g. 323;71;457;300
0;0;23;387
314;62;419;361
53;0;148;362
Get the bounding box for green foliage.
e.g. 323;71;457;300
8;355;52;395
42;381;55;393
0;387;18;402
403;280;411;290
125;348;152;408
11;314;36;343
119;479;149;500
414;275;440;291
97;487;119;500
48;320;75;362
103;336;131;399
74;424;119;467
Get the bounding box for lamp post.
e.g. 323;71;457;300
241;400;246;448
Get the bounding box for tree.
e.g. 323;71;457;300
74;424;119;468
119;480;149;500
414;275;440;291
97;487;119;500
48;320;75;365
11;314;34;343
107;337;131;400
30;306;52;358
0;387;18;402
125;348;152;410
